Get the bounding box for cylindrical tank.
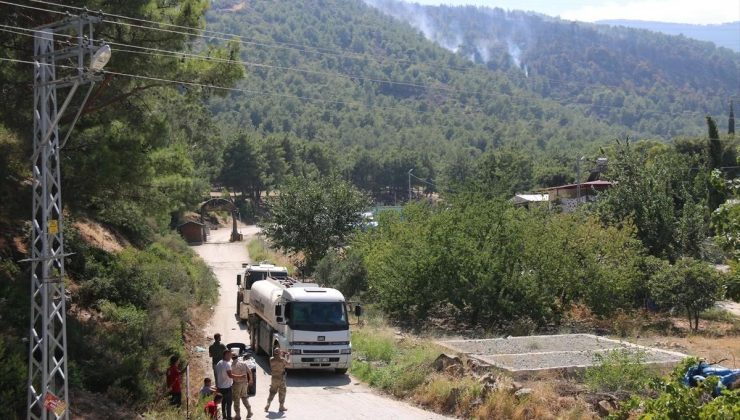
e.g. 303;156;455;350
248;279;284;326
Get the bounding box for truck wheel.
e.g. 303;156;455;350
335;368;348;374
249;324;257;353
255;326;267;356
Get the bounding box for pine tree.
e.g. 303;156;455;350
707;116;722;166
729;101;735;136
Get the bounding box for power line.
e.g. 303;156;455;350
2;16;725;128
19;0;740;102
0;23;575;115
11;0;740;114
0;56;455;116
26;0;478;72
1;30;716;124
0;16;539;104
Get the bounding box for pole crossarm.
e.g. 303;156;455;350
27;13;106;420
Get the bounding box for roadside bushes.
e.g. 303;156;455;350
69;233;217;405
350;327;439;398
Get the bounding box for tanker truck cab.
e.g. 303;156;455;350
248;279;357;374
236;263;289;322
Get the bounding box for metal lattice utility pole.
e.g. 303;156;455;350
28;12;108;420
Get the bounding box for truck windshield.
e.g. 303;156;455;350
288;302;348;332
247;270;289;288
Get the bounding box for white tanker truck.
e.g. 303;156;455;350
236;263;360;374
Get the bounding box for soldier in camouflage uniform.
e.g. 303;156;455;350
231;352;254;419
264;347;288;412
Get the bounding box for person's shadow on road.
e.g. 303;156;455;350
265;411;286;419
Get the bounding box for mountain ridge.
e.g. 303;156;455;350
596;19;740;52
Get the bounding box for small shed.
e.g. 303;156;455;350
178;221;206;244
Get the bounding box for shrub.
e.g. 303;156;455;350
584;349;657;393
612;357;740;419
415;375;483;416
649;258;724;331
726;266;740;302
0;334;27;419
350;326;437;398
68;233;218;407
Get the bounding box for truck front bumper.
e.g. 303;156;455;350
287;354;350;369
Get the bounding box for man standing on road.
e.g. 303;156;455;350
264;347;288;413
209;333;227;380
231;352;254;419
216;349;249;420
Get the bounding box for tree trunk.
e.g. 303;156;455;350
694;311;700;331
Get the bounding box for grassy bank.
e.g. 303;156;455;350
349;317;594;419
247;237;296;274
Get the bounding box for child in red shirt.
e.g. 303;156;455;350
205;393;222;419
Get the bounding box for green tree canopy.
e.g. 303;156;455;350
262;175;371;272
649;258;723;331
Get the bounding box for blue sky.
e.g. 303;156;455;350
411;0;740;24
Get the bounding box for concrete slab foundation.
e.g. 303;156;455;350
439;333;686;374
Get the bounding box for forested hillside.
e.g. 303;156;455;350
201;0;739;198
206;0;624;198
364;0;739;136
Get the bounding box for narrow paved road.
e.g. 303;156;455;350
193;223;448;420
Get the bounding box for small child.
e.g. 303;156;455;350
200;377;217;398
204;393;222;419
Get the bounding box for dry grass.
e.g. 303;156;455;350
413;374;484;417
246;237;296;274
352;316;599;419
475;382;594;420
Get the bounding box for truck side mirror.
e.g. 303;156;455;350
236;274;241;286
354;305;362;317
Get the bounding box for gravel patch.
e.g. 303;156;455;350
439;333;686;372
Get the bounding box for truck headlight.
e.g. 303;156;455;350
340;348;351;354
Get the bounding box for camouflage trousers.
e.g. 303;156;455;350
267;379;286;406
232;381;252;417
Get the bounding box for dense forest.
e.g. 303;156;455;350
204;0;739;201
0;0;738;417
366;0;738;135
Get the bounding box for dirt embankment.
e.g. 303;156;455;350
73;218;130;252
